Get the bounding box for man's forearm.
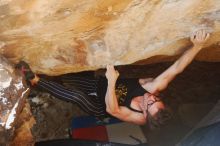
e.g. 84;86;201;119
105;82;120;114
174;29;210;74
173;45;202;74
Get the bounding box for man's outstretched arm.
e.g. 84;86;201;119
141;29;210;94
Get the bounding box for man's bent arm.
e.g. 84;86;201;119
105;65;146;125
105;84;146;125
105;80;120;113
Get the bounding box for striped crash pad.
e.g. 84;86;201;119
71;116;147;145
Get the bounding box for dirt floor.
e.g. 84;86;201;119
28;61;220;146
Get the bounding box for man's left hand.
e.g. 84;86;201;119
105;65;119;85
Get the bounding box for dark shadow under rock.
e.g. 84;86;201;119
29;91;87;142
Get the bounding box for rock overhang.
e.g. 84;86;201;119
0;0;219;76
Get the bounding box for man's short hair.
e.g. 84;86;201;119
147;108;172;130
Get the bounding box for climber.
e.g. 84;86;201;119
16;29;209;128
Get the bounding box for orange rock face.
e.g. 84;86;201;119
0;0;220;75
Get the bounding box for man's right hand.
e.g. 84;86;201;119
105;65;119;85
190;29;210;47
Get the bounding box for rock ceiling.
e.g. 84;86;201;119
0;0;220;75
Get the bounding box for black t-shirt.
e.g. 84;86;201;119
97;77;147;113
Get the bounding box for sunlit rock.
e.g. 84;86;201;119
0;0;220;75
0;55;30;144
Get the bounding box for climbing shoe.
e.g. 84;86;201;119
15;61;35;81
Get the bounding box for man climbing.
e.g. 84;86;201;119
16;29;210;128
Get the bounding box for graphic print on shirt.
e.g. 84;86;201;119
115;84;127;105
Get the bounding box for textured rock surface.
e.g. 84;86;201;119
0;55;34;145
9;101;35;146
0;0;220;75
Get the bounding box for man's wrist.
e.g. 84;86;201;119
108;81;116;87
193;44;203;50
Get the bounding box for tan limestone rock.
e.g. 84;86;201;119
0;0;220;75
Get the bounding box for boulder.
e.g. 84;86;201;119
0;55;32;145
0;0;220;75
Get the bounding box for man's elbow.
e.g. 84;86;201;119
131;119;146;125
106;107;120;115
141;120;147;125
